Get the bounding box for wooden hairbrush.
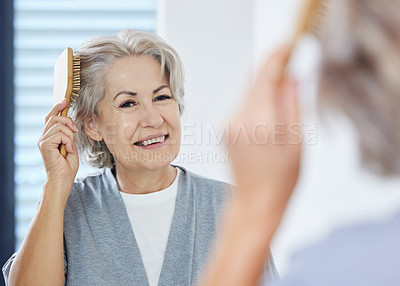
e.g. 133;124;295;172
53;47;80;157
280;0;326;78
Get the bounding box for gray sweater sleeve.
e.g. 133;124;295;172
2;252;15;286
2;198;69;286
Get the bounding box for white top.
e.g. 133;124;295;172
120;168;180;286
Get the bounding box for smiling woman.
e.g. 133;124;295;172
2;29;277;286
85;55;181;177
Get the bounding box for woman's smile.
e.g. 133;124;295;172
134;134;169;149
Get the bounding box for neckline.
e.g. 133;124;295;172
119;168;181;207
112;165;178;195
101;165;192;286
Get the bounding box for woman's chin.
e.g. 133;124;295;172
115;150;179;171
141;160;173;171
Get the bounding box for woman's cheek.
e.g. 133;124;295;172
120;124;137;145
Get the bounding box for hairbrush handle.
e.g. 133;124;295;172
53;47;80;158
58;105;70;157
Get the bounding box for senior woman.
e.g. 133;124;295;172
3;29;277;286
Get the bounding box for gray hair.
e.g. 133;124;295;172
318;0;400;176
69;29;185;168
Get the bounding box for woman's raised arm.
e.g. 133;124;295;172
7;99;79;286
199;46;301;286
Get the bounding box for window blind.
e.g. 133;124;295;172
14;0;157;248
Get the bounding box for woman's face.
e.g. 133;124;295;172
92;55;181;171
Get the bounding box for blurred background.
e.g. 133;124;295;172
2;0;400;285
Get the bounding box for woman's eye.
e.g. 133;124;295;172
154;95;172;102
119;101;136;108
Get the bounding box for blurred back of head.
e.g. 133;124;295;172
319;0;400;176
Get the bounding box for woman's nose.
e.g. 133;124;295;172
139;105;163;128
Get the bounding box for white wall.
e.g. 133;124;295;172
158;0;400;277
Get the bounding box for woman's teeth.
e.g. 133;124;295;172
139;135;166;146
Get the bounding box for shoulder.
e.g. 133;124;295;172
71;169;104;196
276;210;400;286
67;168;115;208
176;165;233;192
174;165;233;228
175;165;233;204
73;169;105;190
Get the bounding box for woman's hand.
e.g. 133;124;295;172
38;99;79;187
8;100;79;286
226;46;301;219
199;46;302;286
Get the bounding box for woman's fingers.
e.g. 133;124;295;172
39;132;76;155
42;122;77;148
38;102;80;186
45;99;68;124
236;45;292;135
249;46;299;134
43;99;78;137
43;114;78;137
40;101;79;160
226;45;302;195
251;45;290;102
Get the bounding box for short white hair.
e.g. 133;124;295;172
69;29;185;168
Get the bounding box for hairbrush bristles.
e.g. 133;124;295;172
53;47;81;157
71;56;81;105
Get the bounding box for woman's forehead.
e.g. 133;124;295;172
104;55;169;93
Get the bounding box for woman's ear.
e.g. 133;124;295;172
84;117;103;141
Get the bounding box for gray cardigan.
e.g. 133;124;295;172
3;165;278;285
